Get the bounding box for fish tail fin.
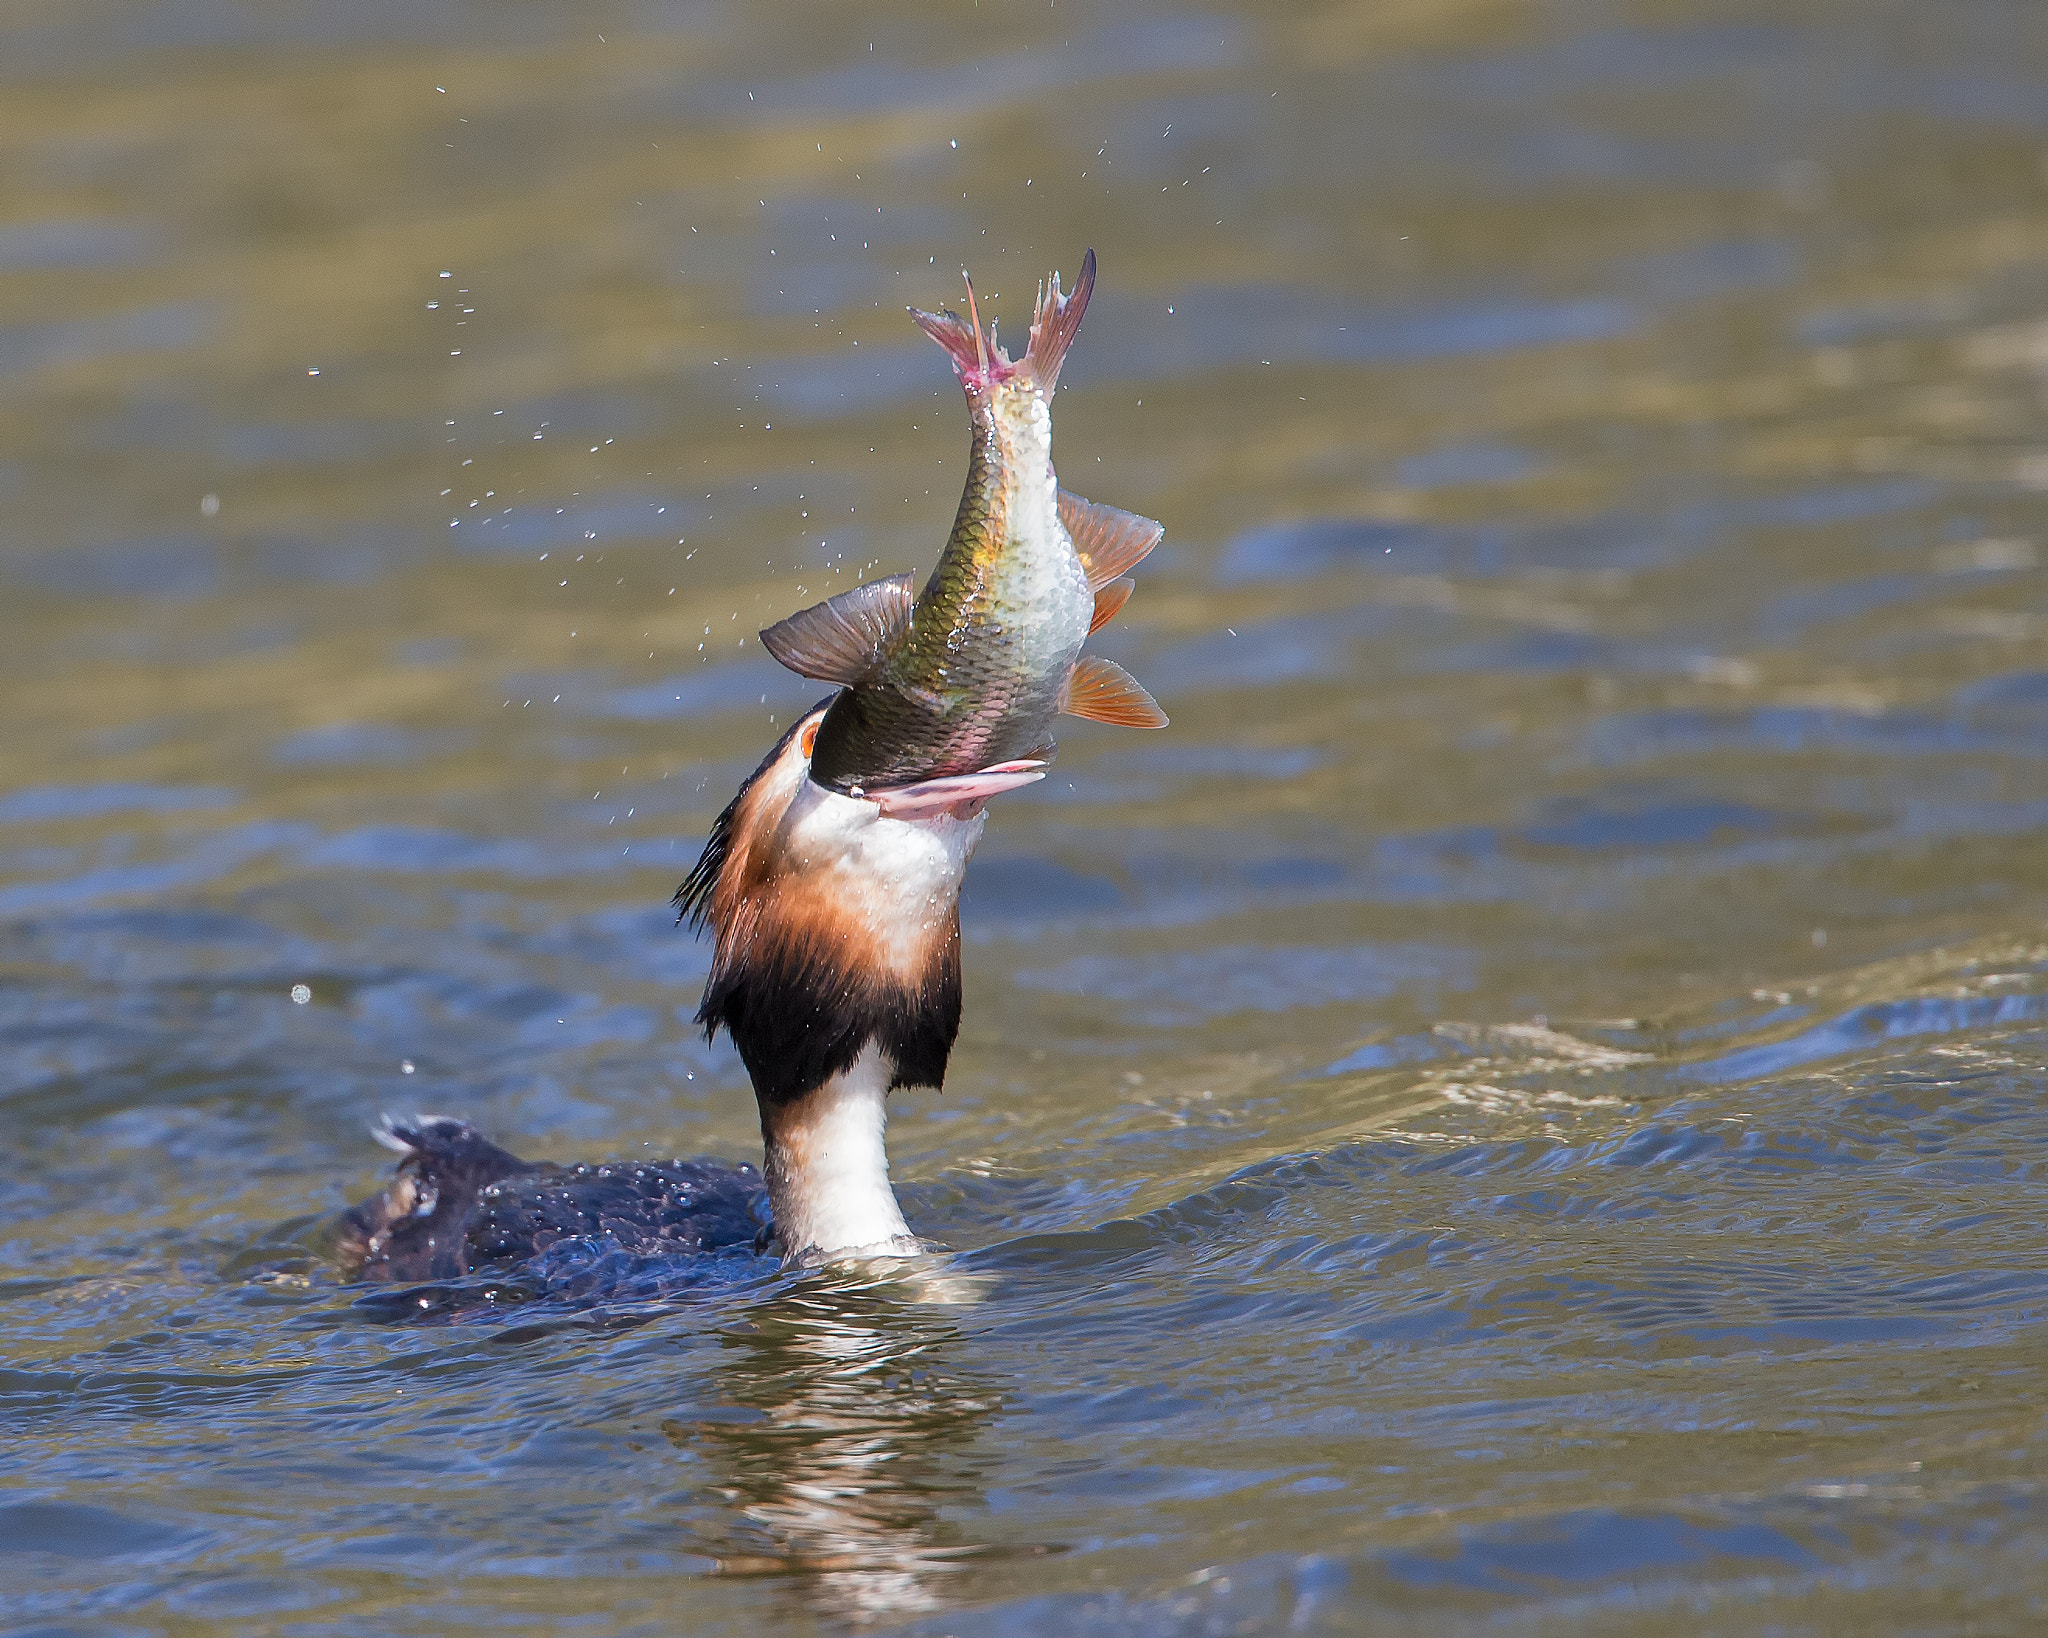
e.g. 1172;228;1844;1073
909;304;986;380
912;274;1016;389
1026;247;1095;395
1060;654;1168;729
961;272;992;378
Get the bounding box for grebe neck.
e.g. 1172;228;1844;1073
761;1042;915;1264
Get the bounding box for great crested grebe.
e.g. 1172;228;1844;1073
337;251;1163;1282
337;700;1019;1278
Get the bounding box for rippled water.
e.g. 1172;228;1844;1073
7;0;2048;1631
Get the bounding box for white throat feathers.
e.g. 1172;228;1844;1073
677;704;984;1260
761;1042;915;1262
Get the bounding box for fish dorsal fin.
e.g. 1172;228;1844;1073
758;574;916;686
1089;577;1134;635
1027;248;1096;395
1060;655;1168;728
1059;490;1163;590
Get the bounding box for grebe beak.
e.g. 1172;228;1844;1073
862;759;1046;822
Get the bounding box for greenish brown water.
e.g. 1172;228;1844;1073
6;0;2048;1632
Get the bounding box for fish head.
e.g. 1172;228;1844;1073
761;704;997;892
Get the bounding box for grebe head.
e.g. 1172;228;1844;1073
675;701;1038;1264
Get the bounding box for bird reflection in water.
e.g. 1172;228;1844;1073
664;1270;1034;1625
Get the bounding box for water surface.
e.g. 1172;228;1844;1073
6;0;2048;1631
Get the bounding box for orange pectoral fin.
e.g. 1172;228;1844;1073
759;574;916;684
1060;491;1163;589
1061;655;1168;728
1089;577;1135;635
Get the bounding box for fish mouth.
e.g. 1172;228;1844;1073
853;760;1047;821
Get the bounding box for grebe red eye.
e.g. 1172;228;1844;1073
799;720;819;759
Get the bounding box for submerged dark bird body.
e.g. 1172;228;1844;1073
338;699;972;1277
337;1115;768;1283
334;254;1169;1286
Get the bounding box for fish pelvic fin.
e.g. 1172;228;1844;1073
1060;490;1164;589
758;574;916;686
1060;654;1168;729
1027;248;1096;396
1089;576;1135;635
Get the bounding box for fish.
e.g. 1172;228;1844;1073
758;247;1166;818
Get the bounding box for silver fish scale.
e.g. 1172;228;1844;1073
808;379;1092;790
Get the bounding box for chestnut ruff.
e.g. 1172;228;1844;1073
676;705;973;1113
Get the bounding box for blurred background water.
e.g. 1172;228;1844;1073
5;0;2048;1631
